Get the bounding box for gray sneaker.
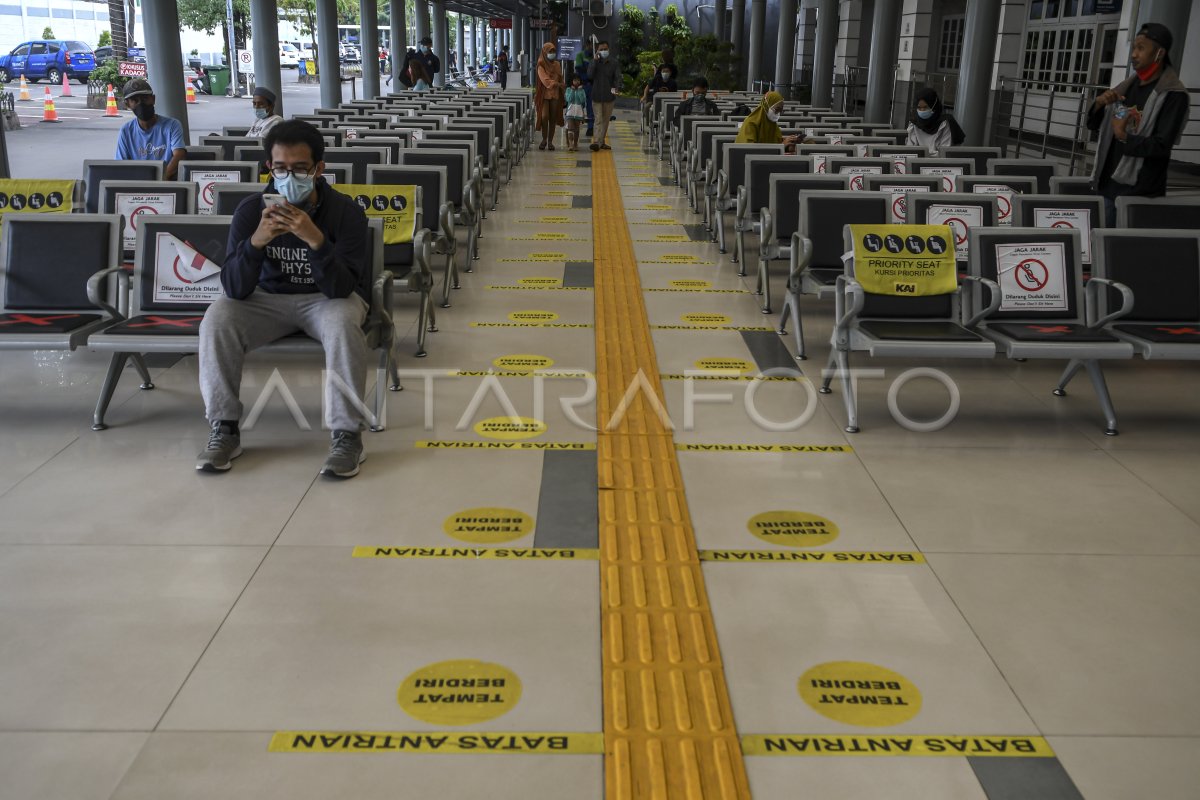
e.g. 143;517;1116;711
196;423;242;472
321;430;365;478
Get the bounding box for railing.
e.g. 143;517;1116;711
989;76;1104;176
832;65;867;115
752;68;814;102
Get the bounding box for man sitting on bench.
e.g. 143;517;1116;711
197;120;372;479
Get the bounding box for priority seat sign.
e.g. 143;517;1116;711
849;224;956;297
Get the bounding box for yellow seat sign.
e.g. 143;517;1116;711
333;184;416;244
850;224;956;297
0;179;74;215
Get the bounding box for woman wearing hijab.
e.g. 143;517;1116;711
735;91;799;151
535;42;565;150
905;88;966;156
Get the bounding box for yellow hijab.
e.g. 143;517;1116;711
736;91;785;144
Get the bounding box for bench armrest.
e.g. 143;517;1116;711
960;275;1002;329
86;267;130;320
1085;277;1135;330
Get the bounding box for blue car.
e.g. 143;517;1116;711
0;39;96;85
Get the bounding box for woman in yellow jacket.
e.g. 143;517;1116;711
535;42;565;150
736;91;799;151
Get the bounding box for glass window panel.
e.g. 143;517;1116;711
1030;1;1044;20
1046;0;1061;18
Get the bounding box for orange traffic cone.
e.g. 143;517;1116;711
104;83;119;117
185;76;197;104
17;74;30;101
60;70;72;97
41;86;60;123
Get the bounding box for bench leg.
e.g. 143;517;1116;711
1084;359;1119;436
778;291;807;360
757;257;772;314
440;250;457;308
92;352;129;431
415;291;430;358
130;354;155;389
734;228;744;268
371;351;388;432
716;209;727;254
1053;358;1083;396
837;349;859;433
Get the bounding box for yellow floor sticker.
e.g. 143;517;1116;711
353;546;599;560
493;354;555;371
700;550;925;564
747;511;839;548
398;660;521;725
416;441;596;451
487;285;593;292
798;662;922;727
676;444;853;453
741;734;1055;758
270;731;604;754
650;324;774;331
659;373;800;382
472;322;594;329
474;417;548;440
444;508;534;543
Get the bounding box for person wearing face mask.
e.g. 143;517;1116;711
565;74;588;152
587;40;621;151
673;76;720;129
404;35;440;86
904;88;965;157
735;91;799;151
496;46;510;89
114;79;186;180
1087;22;1190;228
247;87;283;139
197;120;372;479
535;42;565;149
641;48;678;115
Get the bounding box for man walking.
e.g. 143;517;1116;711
587;40;620;151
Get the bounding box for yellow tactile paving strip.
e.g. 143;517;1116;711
593;144;752;799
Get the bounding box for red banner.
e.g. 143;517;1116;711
489;18;512;29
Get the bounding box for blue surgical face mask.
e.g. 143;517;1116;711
274;173;315;205
598;50;609;59
420;45;430;54
255;108;268;120
917;108;934;120
546;52;557;61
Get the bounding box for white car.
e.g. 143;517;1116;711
279;43;299;67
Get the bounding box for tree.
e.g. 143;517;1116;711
41;26;55;39
177;0;251;59
107;0;128;59
98;30;112;48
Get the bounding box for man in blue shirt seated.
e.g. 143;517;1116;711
114;79;186;179
196;120;372;479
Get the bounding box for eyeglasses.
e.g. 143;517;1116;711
269;165;317;180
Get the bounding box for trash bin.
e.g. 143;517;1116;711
206;65;231;96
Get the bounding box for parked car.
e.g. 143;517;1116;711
92;45;148;65
0;39;96;84
279;43;299;67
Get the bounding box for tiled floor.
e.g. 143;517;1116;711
2;111;1199;799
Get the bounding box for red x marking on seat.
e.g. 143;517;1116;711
0;313;80;326
1156;326;1200;335
127;316;204;328
1028;325;1072;334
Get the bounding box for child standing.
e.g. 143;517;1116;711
564;76;587;152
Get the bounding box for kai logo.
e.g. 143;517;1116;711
894;282;917;294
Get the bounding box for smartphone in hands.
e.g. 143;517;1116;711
263;193;287;209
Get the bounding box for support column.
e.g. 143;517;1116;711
361;0;380;98
415;0;430;46
811;0;837;107
390;0;407;86
774;0;798;92
715;0;727;42
432;0;447;86
250;0;282;116
731;0;745;59
953;0;1001;145
457;14;465;72
141;0;188;140
864;0;901;123
316;0;341;106
745;0;765;91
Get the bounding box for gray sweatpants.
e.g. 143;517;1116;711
199;289;369;431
